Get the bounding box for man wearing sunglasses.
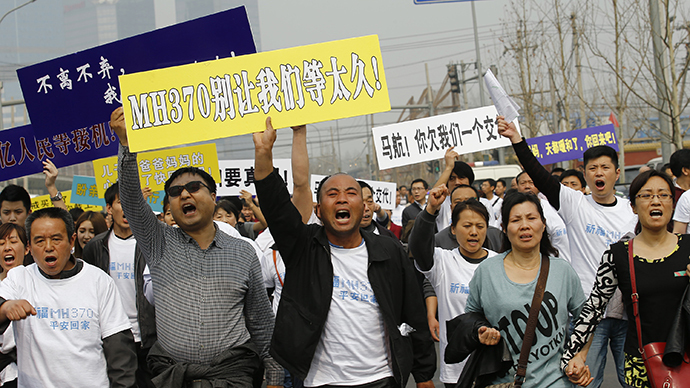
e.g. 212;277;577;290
109;107;282;388
253;118;436;388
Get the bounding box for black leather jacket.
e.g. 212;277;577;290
255;171;436;386
82;229;157;348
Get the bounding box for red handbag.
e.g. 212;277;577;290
628;239;690;388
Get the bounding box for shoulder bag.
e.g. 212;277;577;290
628;239;690;388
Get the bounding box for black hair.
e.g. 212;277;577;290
499;192;558;257
451;198;489;227
551;167;566;175
163;194;170;213
357;180;374;194
105;182;119;206
450;184;479;200
504;188;519;198
484;178;497;189
0;185;31;213
26;207;75;240
164;167;217;197
496;179;507;188
583;145;619;169
0;223;27;249
68;208;84;224
215;199;240;221
411;178;429;190
399;185;407;190
559;169;586;188
74;211;108;258
670;149;690;177
629;169;675;208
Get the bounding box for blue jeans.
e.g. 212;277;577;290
586;317;627;388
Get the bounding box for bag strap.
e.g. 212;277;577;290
628;239;645;355
514;254;550;387
273;250;284;287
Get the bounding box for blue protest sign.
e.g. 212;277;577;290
70;176;107;207
0;125;43;180
18;6;256;139
146;190;165;214
525;124;618;165
0;122;120;181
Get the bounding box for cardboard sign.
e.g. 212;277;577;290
17;6;256;139
217;159;292;196
310;174;396;210
119;35;390;152
92;143;221;196
525;124;619;164
372;106;518;170
31;191;103;212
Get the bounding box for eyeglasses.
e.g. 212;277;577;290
635;193;672;202
167;181;211;198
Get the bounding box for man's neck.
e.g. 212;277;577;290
184;222;217;250
677;175;690;191
486;192;494;200
113;225;133;240
417;198;426;206
326;229;363;249
592;191;617;206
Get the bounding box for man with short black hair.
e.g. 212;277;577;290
0;185;31;227
110;107;281;387
0;207;136;387
358;181;398;240
560;169;587;194
480;178;502;224
401;178;429;230
254;118;436;388
670;149;690;199
82;181;157;387
495;179;507;199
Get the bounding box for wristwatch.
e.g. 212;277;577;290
50;192;63;202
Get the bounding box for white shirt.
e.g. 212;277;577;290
0;262;131;388
558;187;637;296
540;198;571;264
303;242;392;387
416;248;496;383
673;190;690;233
108;234;140;342
261;250;285;316
391;205;405;226
0;275;17;385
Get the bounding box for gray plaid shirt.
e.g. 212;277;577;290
118;145;282;384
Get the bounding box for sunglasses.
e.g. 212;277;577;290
167;181;211;198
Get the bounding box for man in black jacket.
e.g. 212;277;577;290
82;182;156;388
254;118;436;388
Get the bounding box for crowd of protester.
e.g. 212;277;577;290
0;109;689;388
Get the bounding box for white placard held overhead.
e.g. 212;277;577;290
372;105;519;170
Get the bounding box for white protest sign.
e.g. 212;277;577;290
311;174;397;210
217;159;292;196
484;69;521;123
372;105;519;170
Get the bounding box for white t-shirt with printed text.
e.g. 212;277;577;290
0;262;131;388
673;190;690;233
303;242;392;387
108;234;140;342
416;248;496;383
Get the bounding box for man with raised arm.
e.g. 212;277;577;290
254;117;436;388
110;107;282;388
498;116;636;388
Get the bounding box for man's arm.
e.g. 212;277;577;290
254;117;310;267
497;116;562;210
432;147;458;189
425;296;440;342
102;329;137;388
110;107;166;264
290;125;314;223
409;186;448;272
43;159;67;210
240;190;268;232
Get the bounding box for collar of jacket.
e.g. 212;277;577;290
312;227;391;262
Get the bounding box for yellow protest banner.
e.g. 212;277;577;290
119;35;390;152
31;191;104;212
92;143;221;196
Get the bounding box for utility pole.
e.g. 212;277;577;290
649;0;673;162
460;61;469;110
549;68;559;133
425;63;435;117
572;13;587;129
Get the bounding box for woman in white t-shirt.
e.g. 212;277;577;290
0;223;28;387
409;184;496;388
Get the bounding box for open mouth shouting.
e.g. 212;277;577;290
3;254;16;267
43;255;59;269
182;203;197;216
335;209;351;224
594;179;606;190
649;209;664;219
